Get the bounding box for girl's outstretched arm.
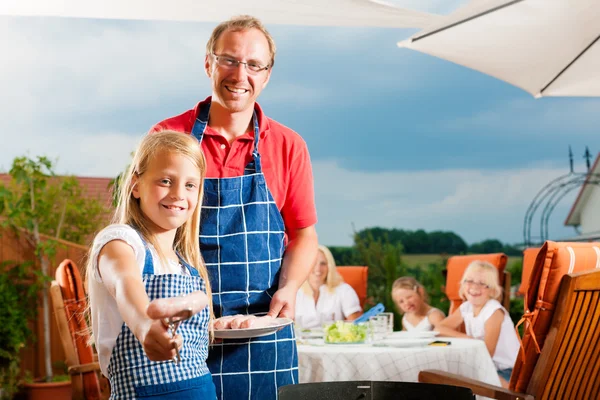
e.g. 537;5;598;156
98;240;180;362
146;291;209;320
482;309;504;356
434;309;469;338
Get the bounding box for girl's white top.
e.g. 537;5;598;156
88;224;189;377
402;307;443;331
295;283;362;329
459;298;520;370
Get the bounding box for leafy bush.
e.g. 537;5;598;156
350;232;406;330
0;261;41;399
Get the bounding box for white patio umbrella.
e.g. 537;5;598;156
0;0;441;28
398;0;600;98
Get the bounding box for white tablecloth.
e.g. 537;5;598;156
297;336;501;387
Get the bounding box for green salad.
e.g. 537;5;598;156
324;321;368;343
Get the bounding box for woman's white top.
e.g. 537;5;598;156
295;283;362;329
88;224;189;377
459;299;520;370
402;307;444;332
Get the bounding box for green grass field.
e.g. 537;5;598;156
402;254;523;268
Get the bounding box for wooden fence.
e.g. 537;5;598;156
0;226;89;378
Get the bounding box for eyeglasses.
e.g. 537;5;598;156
212;54;269;74
463;279;490;289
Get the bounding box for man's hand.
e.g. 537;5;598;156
266;285;299;319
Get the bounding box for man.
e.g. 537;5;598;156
149;15;319;399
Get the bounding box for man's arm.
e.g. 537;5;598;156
266;225;318;319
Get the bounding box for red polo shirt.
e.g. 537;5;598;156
149;97;317;232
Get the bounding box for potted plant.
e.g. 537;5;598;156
0;155;106;398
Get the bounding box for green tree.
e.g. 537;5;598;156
328;246;359;266
0;156;106;382
353;231;405;327
468;239;504;254
355;227;468;254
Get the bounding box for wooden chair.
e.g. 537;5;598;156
50;259;108;400
336;266;368;308
518;247;540;296
510;241;600;392
418;268;600;400
445;253;510;314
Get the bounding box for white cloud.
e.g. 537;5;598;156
0;128;139;177
0;18;212;121
313;159;579;246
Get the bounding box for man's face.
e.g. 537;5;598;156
205;28;272;113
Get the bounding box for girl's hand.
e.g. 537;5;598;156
140;291;210;361
139;318;183;362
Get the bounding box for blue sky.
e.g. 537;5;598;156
1;2;598;247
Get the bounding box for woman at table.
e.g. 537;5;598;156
295;245;363;329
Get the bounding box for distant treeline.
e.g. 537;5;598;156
329;227;521;265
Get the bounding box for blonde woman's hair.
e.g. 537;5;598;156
391;276;429;304
87;131;214;328
458;260;503;301
206;15;277;68
301;245;344;296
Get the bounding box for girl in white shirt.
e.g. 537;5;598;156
295;245;363;329
87;132;216;398
392;277;445;332
436;260;520;388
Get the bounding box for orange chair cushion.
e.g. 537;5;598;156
510;241;600;392
56;259;101;400
336;266;368;308
518;247;540;295
445;253;507;314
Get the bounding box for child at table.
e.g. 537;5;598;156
392;277;445;331
436;260;520;387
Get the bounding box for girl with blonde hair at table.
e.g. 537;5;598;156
87;131;216;398
436;260;520;388
295;245;363;329
392;276;445;331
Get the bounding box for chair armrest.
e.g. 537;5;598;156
68;362;101;375
418;370;533;400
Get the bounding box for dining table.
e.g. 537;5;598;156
297;332;501;399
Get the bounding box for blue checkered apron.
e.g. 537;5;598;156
192;103;298;400
107;232;215;399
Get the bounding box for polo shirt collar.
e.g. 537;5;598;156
192;96;271;140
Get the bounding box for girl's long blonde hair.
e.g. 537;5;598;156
88;131;214;325
301;244;344;296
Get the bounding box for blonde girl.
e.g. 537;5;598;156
295;245;363;328
87;131;216;398
436;260;520;387
392;277;445;331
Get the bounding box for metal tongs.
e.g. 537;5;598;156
164;307;193;365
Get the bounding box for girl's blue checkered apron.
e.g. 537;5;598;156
192;102;298;400
107;232;215;399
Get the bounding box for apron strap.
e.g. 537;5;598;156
177;252;200;276
133;230;155;275
191;102;262;174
